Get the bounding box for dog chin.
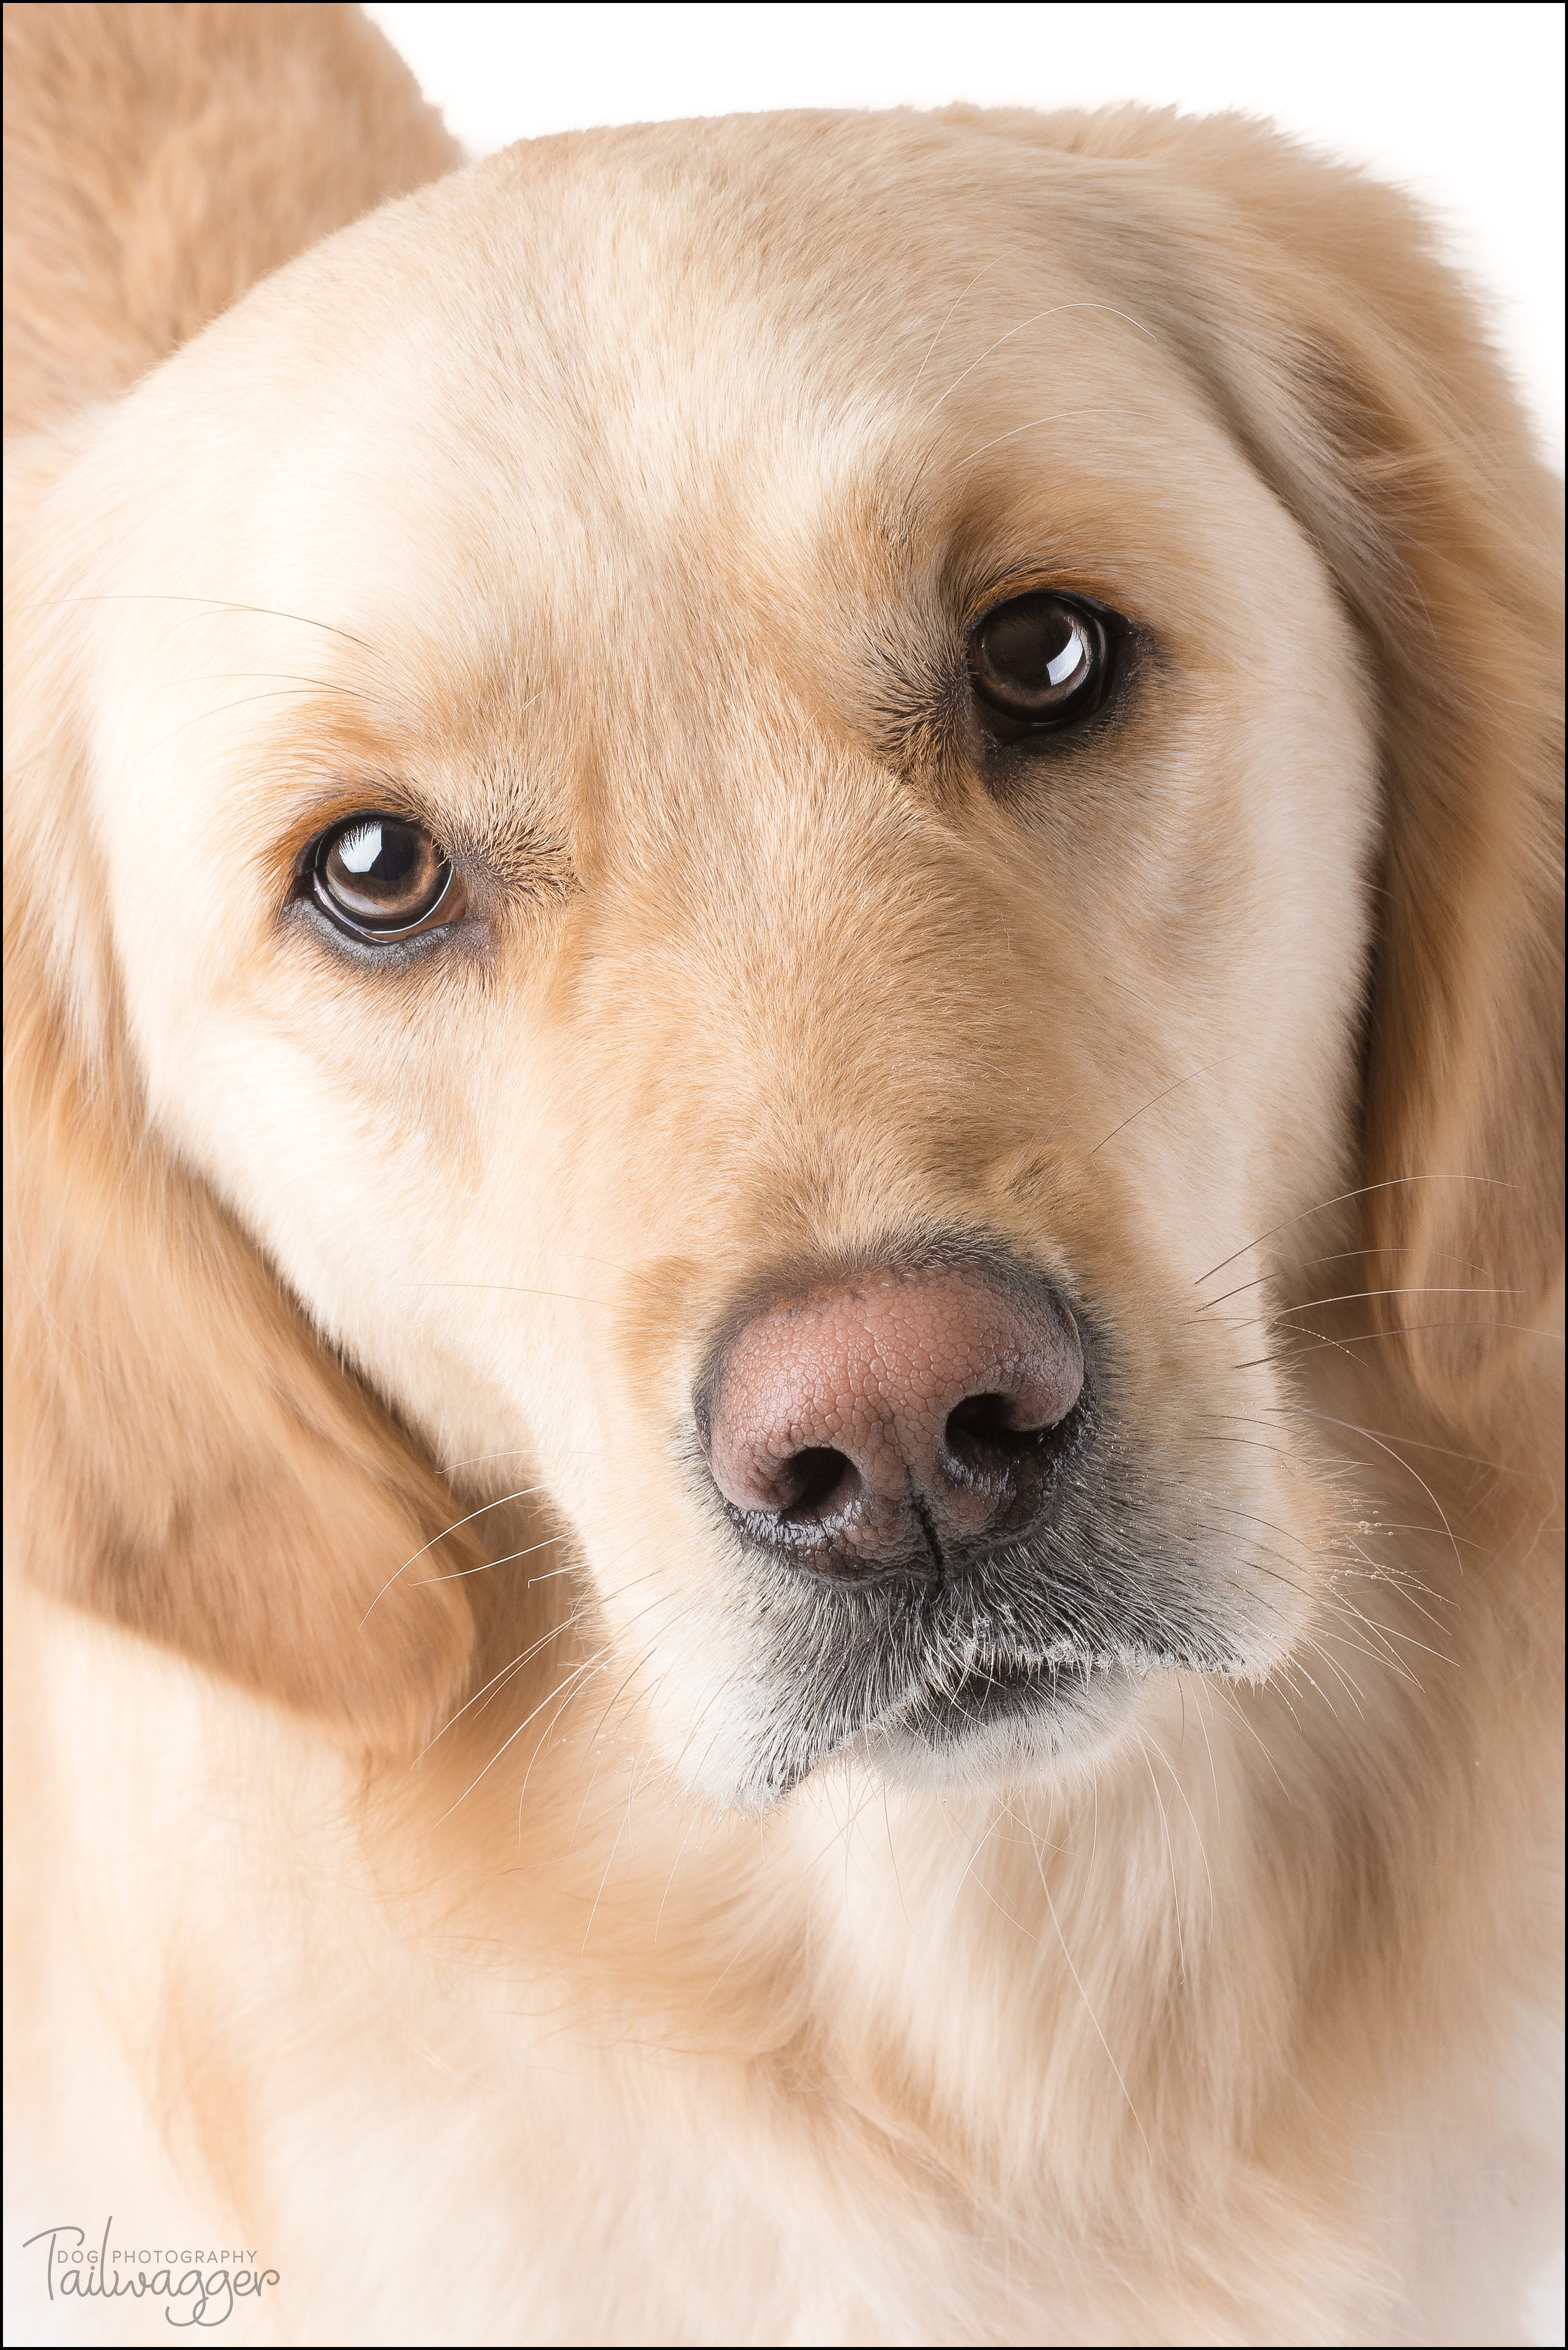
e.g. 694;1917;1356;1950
701;1657;1148;1813
860;1658;1144;1795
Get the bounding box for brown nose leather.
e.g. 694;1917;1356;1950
701;1263;1084;1578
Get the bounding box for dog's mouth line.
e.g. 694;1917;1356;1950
899;1649;1124;1736
897;1642;1124;1718
735;1621;1257;1804
851;1623;1246;1750
744;1652;1127;1802
828;1640;1140;1754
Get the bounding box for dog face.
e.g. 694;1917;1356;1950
13;111;1554;1813
9;117;1382;1807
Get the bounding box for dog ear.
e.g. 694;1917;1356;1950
4;7;475;1746
4;431;483;1749
3;0;457;433
984;108;1564;1430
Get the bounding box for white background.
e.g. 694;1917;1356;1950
366;0;1565;468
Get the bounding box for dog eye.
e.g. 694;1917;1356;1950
968;593;1112;734
308;814;460;940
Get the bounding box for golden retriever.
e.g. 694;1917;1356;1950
4;5;1562;2342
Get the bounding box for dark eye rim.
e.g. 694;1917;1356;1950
299;810;462;944
964;589;1125;746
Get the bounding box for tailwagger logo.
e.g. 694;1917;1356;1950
22;2219;280;2328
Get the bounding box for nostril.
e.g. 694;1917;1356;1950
946;1391;1035;1457
947;1391;1022;1445
943;1382;1078;1475
774;1446;857;1522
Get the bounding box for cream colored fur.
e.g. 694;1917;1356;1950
4;6;1563;2344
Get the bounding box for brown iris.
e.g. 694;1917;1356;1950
968;593;1111;733
310;815;457;939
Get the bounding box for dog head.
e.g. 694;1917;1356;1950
6;109;1560;1805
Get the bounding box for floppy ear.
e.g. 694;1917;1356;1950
3;0;457;433
4;4;477;1743
983;107;1564;1428
3;429;483;1747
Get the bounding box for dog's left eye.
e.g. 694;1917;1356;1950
306;813;461;941
967;592;1113;737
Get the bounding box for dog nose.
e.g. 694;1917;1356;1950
700;1262;1085;1579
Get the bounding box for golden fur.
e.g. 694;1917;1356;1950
4;5;1562;2342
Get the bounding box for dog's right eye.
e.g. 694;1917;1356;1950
306;813;462;941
